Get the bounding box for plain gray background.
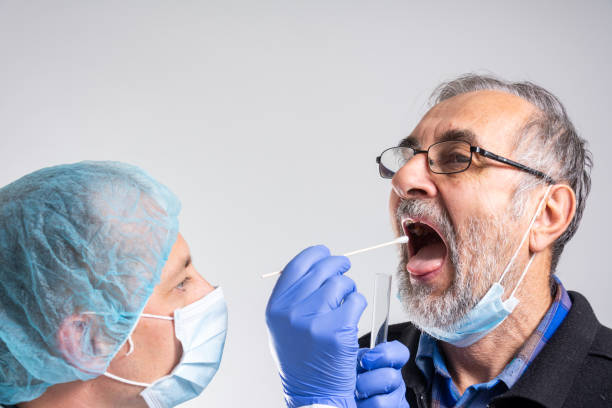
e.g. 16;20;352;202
1;1;610;406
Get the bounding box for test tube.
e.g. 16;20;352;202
370;273;392;348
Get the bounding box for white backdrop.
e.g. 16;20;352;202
1;1;611;406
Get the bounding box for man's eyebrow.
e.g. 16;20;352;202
436;128;478;145
398;135;419;149
398;129;479;149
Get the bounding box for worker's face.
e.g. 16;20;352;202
389;90;538;330
102;233;215;392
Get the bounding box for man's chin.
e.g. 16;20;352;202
397;263;471;330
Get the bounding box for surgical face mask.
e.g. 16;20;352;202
423;186;552;348
103;287;228;408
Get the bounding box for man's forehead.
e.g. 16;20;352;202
404;90;538;149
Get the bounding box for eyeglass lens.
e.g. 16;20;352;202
378;141;472;178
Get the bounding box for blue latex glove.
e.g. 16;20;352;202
355;341;411;408
266;245;368;408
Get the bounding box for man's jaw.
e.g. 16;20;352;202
400;216;449;283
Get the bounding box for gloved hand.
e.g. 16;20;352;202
355;341;411;408
266;245;368;408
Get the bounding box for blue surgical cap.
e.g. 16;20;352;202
0;161;181;404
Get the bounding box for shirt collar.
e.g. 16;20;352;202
414;277;571;390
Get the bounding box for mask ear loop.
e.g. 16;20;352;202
103;371;153;388
501;184;553;298
104;313;175;386
141;314;174;320
125;337;135;356
124;314;173;357
509;253;536;300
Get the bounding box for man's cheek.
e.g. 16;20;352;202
389;193;401;235
440;262;456;293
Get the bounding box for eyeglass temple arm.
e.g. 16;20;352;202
472;146;555;184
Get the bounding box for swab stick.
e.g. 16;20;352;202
261;236;409;279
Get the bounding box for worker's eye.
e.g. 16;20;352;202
176;276;191;291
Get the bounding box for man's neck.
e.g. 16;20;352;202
440;266;553;395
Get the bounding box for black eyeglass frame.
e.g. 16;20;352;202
376;140;556;184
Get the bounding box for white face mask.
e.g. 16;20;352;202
423;186;552;347
103;287;228;408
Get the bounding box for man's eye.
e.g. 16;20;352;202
176;277;191;291
443;153;470;164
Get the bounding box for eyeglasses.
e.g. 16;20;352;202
376;140;555;184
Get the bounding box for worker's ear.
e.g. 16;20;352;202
530;184;576;253
57;314;109;374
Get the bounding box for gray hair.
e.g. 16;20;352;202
429;73;592;272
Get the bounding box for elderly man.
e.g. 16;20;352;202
0;162;227;408
266;74;611;408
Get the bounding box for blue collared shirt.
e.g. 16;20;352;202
415;276;572;408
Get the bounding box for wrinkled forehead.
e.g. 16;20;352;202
407;90;538;153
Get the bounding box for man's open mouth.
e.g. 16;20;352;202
402;218;448;276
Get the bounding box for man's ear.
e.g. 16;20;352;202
530;184;576;253
57;314;109;374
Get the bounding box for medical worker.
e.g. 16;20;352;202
266;74;612;408
0;161;227;408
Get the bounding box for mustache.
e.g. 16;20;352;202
395;198;460;274
395;199;455;239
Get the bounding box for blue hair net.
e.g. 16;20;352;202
0;161;181;404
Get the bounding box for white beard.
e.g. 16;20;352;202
396;200;517;331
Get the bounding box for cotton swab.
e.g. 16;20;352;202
261;236;409;279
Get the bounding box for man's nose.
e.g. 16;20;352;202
391;153;438;199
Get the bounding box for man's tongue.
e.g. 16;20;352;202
406;241;446;275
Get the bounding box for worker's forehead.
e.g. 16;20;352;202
160;234;190;281
410;90;538;148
